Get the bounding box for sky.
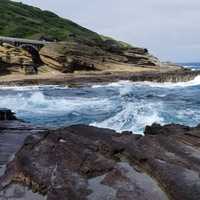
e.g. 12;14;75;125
13;0;200;62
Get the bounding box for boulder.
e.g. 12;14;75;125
0;108;17;120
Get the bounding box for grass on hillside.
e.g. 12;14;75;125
0;0;101;42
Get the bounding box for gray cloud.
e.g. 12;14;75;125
13;0;200;62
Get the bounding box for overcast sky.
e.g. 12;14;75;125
13;0;200;62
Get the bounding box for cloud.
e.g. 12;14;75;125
13;0;200;62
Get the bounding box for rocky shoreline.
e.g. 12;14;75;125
0;69;199;87
1;110;200;199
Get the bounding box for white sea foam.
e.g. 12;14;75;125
91;101;164;134
91;81;132;89
141;75;200;88
92;75;200;89
183;64;200;71
183;66;197;71
0;85;68;91
0;88;165;134
119;85;133;96
0;91;114;116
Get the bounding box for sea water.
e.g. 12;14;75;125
0;64;200;134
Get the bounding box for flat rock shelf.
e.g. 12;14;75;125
0;119;46;177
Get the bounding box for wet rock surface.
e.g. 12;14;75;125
0;112;46;199
0;109;17;120
0;118;46;177
1;123;200;199
129;69;200;82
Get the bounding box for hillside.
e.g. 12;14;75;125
0;0;102;43
0;0;137;50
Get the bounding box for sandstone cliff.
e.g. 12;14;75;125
0;40;179;77
39;40;162;73
0;43;37;75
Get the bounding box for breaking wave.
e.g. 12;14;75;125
92;75;200;89
0;73;200;133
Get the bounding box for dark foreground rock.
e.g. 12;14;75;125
0;110;47;200
1;123;200;200
0;109;17;120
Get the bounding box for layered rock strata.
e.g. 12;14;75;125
0;43;37;75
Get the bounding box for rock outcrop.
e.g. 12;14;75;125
0;108;17;120
0;37;188;82
0;40;175;77
39;41;163;73
0;43;37;75
1;123;200;200
129;69;200;82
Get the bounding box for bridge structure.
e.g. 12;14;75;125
0;36;51;50
0;36;53;67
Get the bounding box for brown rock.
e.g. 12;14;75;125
0;44;38;75
39;41;163;73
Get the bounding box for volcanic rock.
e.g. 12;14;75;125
0;108;17;120
1;123;200;199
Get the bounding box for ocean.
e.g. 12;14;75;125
0;63;200;134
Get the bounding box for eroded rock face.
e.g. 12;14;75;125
0;43;38;75
0;39;185;78
0;43;33;65
40;41;162;73
1;123;200;200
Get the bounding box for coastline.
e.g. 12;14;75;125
0;68;200;87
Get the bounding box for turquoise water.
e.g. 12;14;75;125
0;64;200;134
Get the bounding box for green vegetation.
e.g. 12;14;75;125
0;0;133;49
101;35;133;49
0;0;101;42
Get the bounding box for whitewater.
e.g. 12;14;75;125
0;70;200;134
